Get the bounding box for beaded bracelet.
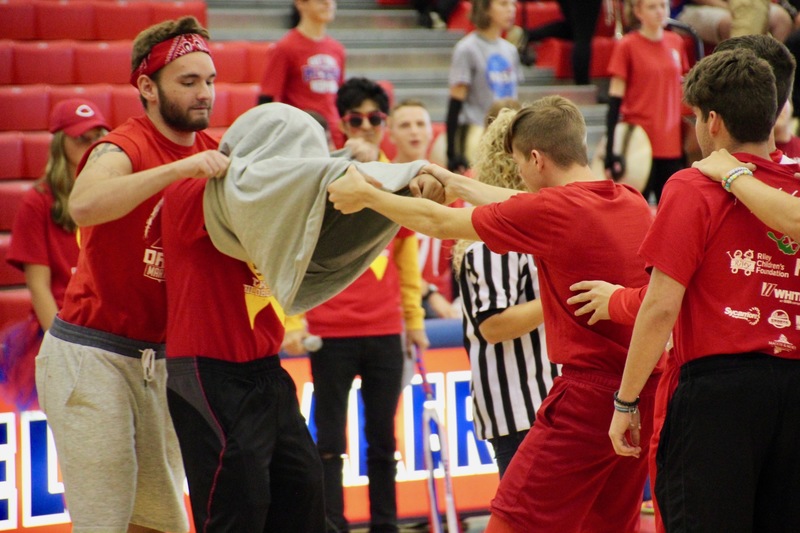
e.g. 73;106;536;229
613;390;639;413
721;166;753;192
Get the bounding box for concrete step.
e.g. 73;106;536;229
346;65;557;88
347;47;453;69
210;26;464;49
395;85;599;119
208;7;421;32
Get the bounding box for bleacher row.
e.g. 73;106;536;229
0;0;207;41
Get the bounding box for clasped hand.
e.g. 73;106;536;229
327;164;453;214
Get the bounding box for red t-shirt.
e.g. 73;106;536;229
776;135;800;162
306;227;413;338
7;184;78;307
640;153;800;366
59;117;218;343
472;180;653;375
260;29;346;148
161;179;284;360
607;30;689;159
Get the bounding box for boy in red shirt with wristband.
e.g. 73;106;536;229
327;95;659;533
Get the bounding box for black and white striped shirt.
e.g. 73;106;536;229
459;243;558;440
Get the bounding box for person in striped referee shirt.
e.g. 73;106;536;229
451;107;559;478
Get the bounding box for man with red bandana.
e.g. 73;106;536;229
34;17;226;533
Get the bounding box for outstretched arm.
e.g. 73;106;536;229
421;164;522;205
694;149;800;242
327;165;480;241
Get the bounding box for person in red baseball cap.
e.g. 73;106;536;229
2;98;109;411
48;98;110;179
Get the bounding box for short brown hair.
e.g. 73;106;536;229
131;16;210;76
470;0;493;30
504;95;588;168
484;98;521;127
390;99;429;116
684;49;777;144
714;34;796;119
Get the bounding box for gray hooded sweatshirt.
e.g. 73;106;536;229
203;102;427;315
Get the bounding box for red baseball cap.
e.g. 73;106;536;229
49;99;111;137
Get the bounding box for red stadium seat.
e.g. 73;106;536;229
208;41;249;84
0;1;36;40
0;85;51;131
94;1;153;41
0;133;24;180
0;234;26;287
0;180;35;231
49;84;114;125
12;40;75;85
208;84;230;128
535;36;616;79
447;1;473;31
516;1;563;31
110;84;143;127
245;41;272;84
34;0;96;40
150;1;207;27
224;83;259;124
0;40;13;84
0;288;33;330
377;79;395;108
22;132;52;179
75;40;133;84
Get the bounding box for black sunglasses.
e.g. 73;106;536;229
343;111;386;128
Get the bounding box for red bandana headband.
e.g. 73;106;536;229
129;33;211;87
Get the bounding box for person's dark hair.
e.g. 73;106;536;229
504;95;588;168
131;16;210;107
336;77;390;116
305;109;329;132
714;34;796;119
470;0;493;30
289;5;301;27
684;49;777;144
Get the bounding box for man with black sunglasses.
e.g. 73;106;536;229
336;77;391;163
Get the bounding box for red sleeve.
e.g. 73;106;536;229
608;285;648;325
7;188;49;271
639;172;709;288
472;194;550;257
260;41;289;100
606;37;630;80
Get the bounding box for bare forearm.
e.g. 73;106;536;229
70;162;184;226
448;174;520;205
363;188;479;240
479;300;543;344
728;175;800;242
617;270;683;401
24;266;58;331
